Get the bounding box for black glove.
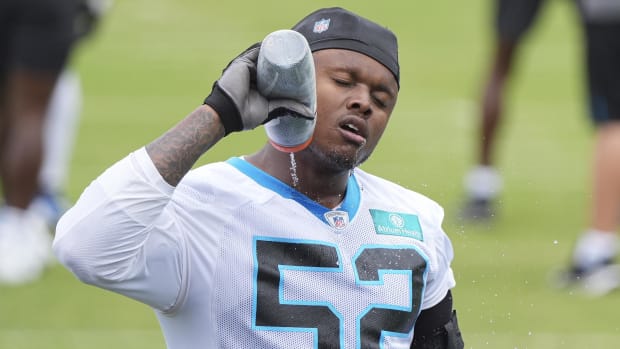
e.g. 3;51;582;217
203;43;314;136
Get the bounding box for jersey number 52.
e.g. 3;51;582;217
253;238;428;348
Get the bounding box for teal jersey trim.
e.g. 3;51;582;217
226;157;361;225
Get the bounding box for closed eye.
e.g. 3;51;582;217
333;78;353;87
372;96;387;109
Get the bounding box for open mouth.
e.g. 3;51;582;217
342;123;360;135
339;120;367;146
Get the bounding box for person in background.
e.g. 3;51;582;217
31;0;110;228
0;0;108;285
53;7;464;348
461;0;547;220
557;0;620;297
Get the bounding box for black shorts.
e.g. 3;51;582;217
0;0;78;77
584;22;620;124
496;0;546;42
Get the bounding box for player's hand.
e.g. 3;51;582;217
203;43;314;136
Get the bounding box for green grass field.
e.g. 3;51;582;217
2;0;619;348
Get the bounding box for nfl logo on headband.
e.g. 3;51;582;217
292;7;400;86
313;18;330;33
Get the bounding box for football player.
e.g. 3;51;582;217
54;7;464;348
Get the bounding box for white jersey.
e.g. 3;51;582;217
54;147;456;349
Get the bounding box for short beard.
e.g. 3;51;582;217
306;143;370;173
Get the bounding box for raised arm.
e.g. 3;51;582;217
146;104;224;186
53;42;313;311
146;43;313;186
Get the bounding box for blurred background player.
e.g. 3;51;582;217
32;0;110;228
30;70;82;228
460;0;547;220
0;0;107;285
557;0;620;296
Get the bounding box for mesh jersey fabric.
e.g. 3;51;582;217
54;147;456;349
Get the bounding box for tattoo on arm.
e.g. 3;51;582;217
146;105;225;186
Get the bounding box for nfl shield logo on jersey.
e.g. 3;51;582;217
324;210;349;231
313;18;330;33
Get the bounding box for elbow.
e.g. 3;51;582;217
52;234;100;286
52;205;98;284
53;238;139;286
53;225;144;286
52;218;112;286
